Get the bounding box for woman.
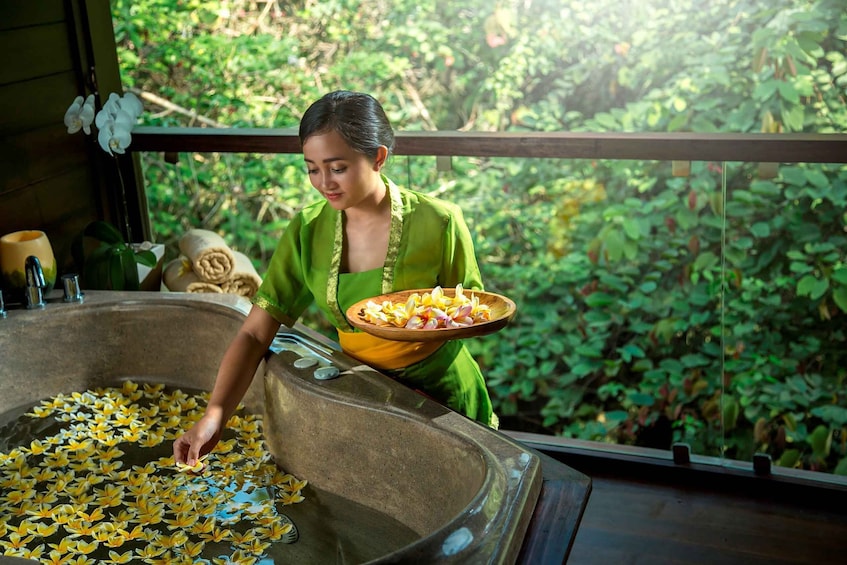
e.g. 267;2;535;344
174;90;495;468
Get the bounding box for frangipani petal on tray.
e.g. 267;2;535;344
346;285;516;342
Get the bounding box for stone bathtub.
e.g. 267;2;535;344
0;291;589;563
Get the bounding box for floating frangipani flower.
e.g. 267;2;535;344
0;381;304;562
107;549;136;563
279;491;305;505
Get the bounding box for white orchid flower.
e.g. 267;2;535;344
95;109;135;155
119;92;143;120
101;93;120;115
64;94;96;134
100;92;143;121
65;90;141;155
63;96;83;132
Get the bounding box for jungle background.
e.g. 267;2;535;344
111;0;847;474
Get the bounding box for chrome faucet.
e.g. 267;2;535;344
24;255;46;309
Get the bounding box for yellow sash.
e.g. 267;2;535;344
337;330;441;370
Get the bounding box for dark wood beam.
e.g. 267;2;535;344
131;127;847;164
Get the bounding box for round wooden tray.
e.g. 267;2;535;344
345;288;517;342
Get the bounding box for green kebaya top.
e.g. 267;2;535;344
253;176;495;426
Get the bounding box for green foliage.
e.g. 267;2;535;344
112;0;847;473
71;221;157;291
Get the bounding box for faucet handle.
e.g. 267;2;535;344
24;255;47;309
25;255;46;288
62;273;84;303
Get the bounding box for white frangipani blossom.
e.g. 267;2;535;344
63;94;96;134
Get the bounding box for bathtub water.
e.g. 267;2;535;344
0;291;570;563
0;382;418;563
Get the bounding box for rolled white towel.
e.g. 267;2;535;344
178;229;235;284
221;251;262;298
163;257;223;293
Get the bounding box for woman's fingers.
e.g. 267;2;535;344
174;415;221;466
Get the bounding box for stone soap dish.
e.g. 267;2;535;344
314;366;340;380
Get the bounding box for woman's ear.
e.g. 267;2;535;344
373;145;389;171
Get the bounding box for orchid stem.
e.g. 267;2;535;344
115;155;134;244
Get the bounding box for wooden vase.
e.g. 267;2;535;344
0;230;57;301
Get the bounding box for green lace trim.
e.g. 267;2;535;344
327;208;345;327
383;176;404;294
252;294;296;327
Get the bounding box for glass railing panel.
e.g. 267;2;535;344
721;160;847;477
139;150;312;266
139;147;847;478
397;155;726;459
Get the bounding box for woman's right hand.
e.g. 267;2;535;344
173;412;224;466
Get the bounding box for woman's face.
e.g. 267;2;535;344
302;129;386;211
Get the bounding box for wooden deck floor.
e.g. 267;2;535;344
567;474;847;564
506;433;847;565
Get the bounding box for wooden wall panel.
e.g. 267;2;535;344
0;168;96;233
0;188;40;230
0;0;65;31
0;73;82;134
0;23;75;86
0;124;89;195
33;166;99;227
36;166;101;273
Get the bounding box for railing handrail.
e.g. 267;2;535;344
131;127;847;164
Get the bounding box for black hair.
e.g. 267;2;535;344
299;90;395;162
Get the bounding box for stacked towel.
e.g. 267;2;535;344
221;251;262;297
178;229;235;284
163;258;223;293
164;230;263;297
